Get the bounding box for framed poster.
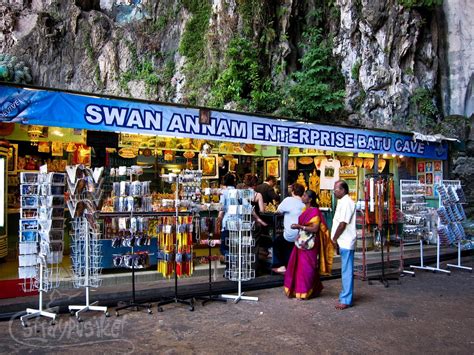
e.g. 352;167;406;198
417;162;425;173
425;161;433;172
264;158;280;179
7;143;18;175
199;154;219;179
288;157;297;171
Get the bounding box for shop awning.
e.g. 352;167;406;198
0;82;448;160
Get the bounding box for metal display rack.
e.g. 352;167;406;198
400;179;432;276
157;170;200;312
196;205;226;306
111;172;153;316
66;165;109;321
221;189;258;303
19;169;66;327
438;180;471;272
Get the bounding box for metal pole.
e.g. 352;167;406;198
85;218;90;307
280;146;288;199
39;261;43;312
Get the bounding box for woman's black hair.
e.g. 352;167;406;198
305;189;319;207
223;173;236;187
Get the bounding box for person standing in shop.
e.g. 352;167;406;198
255;176;280;204
273;183;305;273
218;173;237;266
331;180;357;310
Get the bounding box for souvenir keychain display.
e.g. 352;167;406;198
399;179;434;276
19;168;66;327
109;168;153;316
66;165;109;321
196;201;226;306
438;181;471;272
221;188;259;303
156;170;200;312
365;173;400;287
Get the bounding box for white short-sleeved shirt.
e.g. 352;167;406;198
331;194;356;250
277;196;305;242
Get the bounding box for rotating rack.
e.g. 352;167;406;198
19;169;66;327
221;188;258;303
439;180;471;272
66;165;109;321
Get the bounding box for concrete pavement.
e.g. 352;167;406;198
0;256;472;354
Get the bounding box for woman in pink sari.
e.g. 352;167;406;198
284;190;334;300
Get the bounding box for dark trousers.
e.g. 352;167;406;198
220;229;229;257
273;237;294;268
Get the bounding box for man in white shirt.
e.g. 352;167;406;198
274;183;305;272
331;180;356;310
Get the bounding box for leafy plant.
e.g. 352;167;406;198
209;37;280;113
178;0;212;104
411;87;438;117
119;42;159;95
278;28;345;120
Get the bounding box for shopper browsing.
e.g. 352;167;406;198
273;183;305;273
255;175;280;204
242;173;267;227
283;190;334;300
331;180;356;310
218;173;237;264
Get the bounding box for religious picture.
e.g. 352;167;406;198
426;173;433;185
264;158;280;179
425;161;433;173
7;143;18;175
417;162;425;173
434;161;442;172
288;157;297;171
51;141;63;157
425;186;433;197
418;174;425;184
199;154;218;179
434;172;442;184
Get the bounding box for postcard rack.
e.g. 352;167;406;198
19;168;66;327
66;165;109;321
221;188;258;303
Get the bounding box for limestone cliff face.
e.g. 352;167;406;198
1;1;460;127
440;0;474;118
334;0;440;130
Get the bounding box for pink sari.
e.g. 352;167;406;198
284;207;331;299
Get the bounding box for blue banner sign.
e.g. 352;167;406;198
0;84;448;159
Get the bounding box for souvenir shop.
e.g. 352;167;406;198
0;82;467;318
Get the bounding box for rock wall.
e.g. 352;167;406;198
333;0;440;130
441;0;474;118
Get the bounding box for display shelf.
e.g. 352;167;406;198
400;180;431;246
438;181;471;272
